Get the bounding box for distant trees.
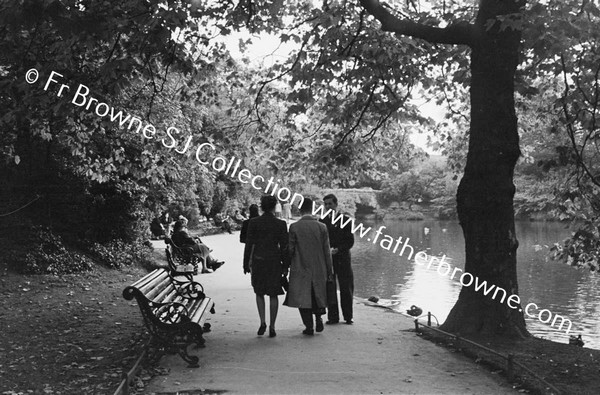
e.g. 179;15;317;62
380;159;448;209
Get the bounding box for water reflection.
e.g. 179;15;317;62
352;219;600;349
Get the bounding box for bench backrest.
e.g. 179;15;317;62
164;238;202;265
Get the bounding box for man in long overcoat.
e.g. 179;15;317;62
285;198;333;335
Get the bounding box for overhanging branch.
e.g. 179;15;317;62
334;83;377;149
358;0;476;46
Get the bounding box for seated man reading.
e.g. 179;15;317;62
171;218;225;273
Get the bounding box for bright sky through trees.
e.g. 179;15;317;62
220;30;442;154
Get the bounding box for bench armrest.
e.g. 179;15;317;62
175;280;206;300
169;275;205;299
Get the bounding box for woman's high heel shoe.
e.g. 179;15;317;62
257;323;267;336
269;326;276;338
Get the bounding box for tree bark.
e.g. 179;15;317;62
440;0;528;337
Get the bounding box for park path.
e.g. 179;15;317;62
145;231;516;395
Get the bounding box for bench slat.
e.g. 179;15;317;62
190;298;214;324
173;293;201;312
143;276;173;300
136;271;170;296
130;268;164;290
151;283;178;303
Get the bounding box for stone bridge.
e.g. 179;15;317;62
306;187;381;216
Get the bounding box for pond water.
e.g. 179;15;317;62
351;219;600;349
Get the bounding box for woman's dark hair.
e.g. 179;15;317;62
249;204;259;218
260;195;277;212
173;220;184;232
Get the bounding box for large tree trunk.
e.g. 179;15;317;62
440;0;528;337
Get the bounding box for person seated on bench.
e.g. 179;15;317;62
214;212;233;234
171;218;225;273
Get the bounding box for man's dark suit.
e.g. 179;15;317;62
320;213;354;322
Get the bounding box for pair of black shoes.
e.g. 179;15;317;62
303;317;324;335
258;323;276;337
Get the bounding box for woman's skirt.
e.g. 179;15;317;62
251;256;284;296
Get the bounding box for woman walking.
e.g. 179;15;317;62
244;196;289;337
285;198;333;335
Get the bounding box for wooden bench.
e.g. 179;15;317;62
122;268;215;367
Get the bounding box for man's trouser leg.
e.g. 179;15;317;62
338;268;354;321
299;308;314;329
327;261;340;322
